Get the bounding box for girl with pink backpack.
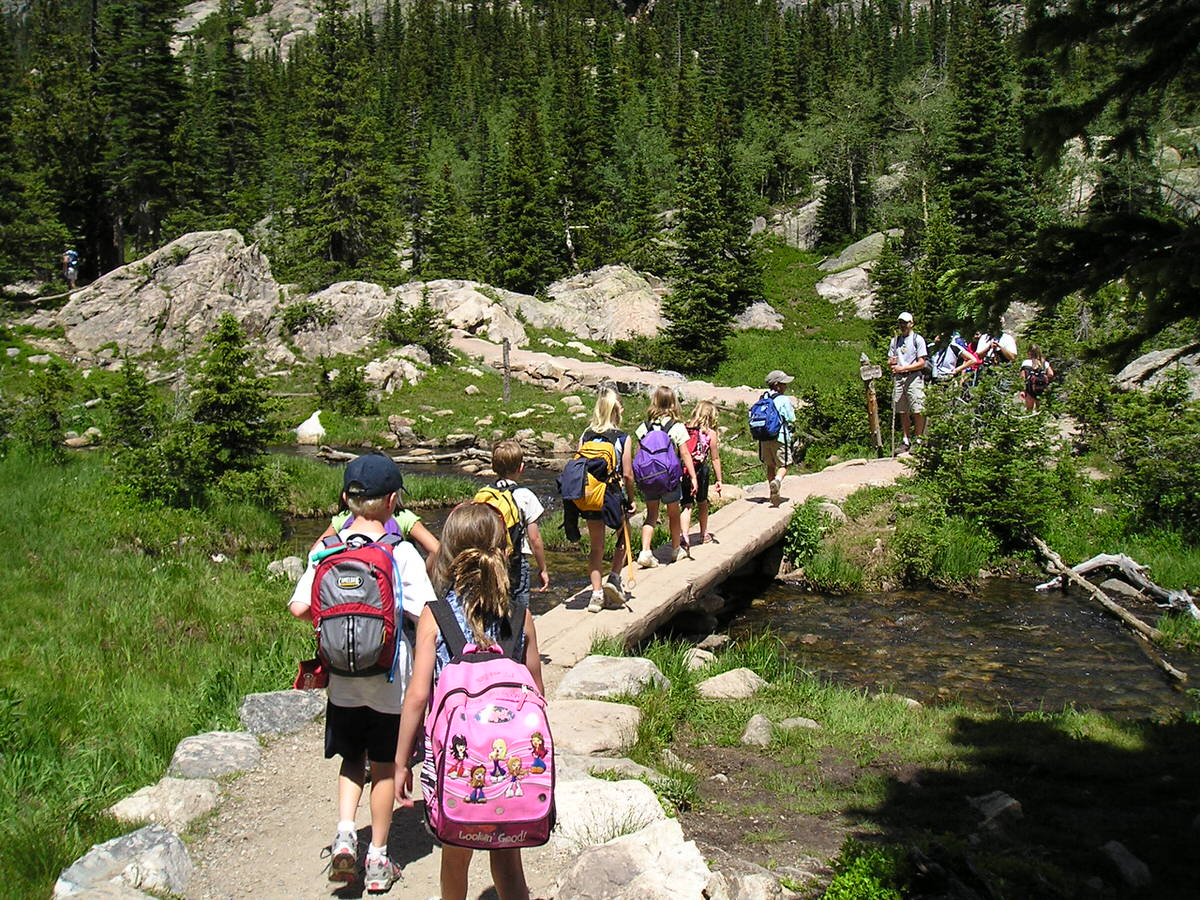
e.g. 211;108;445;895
680;400;724;547
394;502;548;900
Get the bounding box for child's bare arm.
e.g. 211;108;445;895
395;609;437;806
526;522;550;591
408;521;441;576
522;610;544;694
708;427;723;490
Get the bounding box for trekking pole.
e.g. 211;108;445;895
622;514;636;592
890;399;896;457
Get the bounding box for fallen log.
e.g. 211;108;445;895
1032;537;1186;682
1035;552;1200;620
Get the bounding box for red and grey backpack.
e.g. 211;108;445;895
310;533;405;679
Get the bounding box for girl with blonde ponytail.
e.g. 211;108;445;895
394;502;543;900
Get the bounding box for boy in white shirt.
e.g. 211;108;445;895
288;452;436;891
487;439;550;603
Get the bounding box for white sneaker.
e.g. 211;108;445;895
637;549;658;569
673;546;687;562
587;590;604;613
363;854;402;893
769;477;782;507
325;829;357;883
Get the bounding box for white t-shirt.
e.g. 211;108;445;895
500;481;544;556
979;332;1017;361
290;533;436;714
888;332;928;370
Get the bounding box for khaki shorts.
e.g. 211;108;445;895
893;373;925;414
759;438;792;469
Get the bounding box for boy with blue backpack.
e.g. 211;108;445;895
288;452;437;891
749;370;796;508
633;385;697;566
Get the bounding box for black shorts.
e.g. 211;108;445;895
681;462;711;508
640;482;683;505
324;701;400;763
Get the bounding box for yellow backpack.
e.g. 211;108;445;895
473;483;525;556
568;431;620;512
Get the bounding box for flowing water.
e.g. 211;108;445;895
727;578;1197;719
282;454;1195;719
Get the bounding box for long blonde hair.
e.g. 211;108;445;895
1028;343;1046;367
645;385;683;423
689;399;719;432
590;386;623;432
449;546;511;650
433;502;508;593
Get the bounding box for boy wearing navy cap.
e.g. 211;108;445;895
288;451;436;891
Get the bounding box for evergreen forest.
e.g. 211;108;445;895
1;0;1197;369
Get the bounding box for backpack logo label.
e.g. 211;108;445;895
336;575;364;589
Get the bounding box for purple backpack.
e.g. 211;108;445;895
633;420;683;496
420;599;555;849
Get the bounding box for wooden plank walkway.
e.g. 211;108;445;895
536;456;908;668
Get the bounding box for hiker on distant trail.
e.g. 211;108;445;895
680;399;723;546
61;248;78;289
752;369;796;507
288;452;435;892
316;450;440;576
976;328;1018;369
1020;343;1054;411
560;386;635;612
887;312;927;454
633;385;697;567
931;331;979;383
394;502;544;900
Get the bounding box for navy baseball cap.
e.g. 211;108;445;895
343;452;403;499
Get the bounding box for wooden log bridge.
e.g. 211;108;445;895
535;457;906;668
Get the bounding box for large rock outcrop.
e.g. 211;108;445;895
1115;343;1200;401
58;230;281;360
529;265;668;343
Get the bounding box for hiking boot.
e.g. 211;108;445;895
603;572;624;608
325;829;357;883
637;549;658;569
769;477;782;507
587;590;605;613
363;854;402;893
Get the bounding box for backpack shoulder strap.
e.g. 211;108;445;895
429;598;469;661
496;600;527;661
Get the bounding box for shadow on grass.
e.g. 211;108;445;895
844;710;1200;897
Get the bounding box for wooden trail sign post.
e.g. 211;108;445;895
860;352;884;457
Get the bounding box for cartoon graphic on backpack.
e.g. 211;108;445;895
748;392;782;441
632;421;682;495
421;599;555;849
559;430;619;513
310;533;405;679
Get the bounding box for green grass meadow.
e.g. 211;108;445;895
0;452;310;898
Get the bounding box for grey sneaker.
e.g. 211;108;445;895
587;590;605;613
363;854;402;893
637;549;658;569
325;829;357;883
603;572;624;608
769;477;782;507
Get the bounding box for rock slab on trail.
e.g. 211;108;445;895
546;698;641;755
107;777;221;832
54;825;192;898
238;690;325;735
554;654;668;699
167;731;261;778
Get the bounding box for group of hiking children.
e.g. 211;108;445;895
887;310;1055;454
284;381;749;896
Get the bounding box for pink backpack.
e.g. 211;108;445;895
420;599;555;849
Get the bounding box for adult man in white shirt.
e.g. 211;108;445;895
887;312;927;453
